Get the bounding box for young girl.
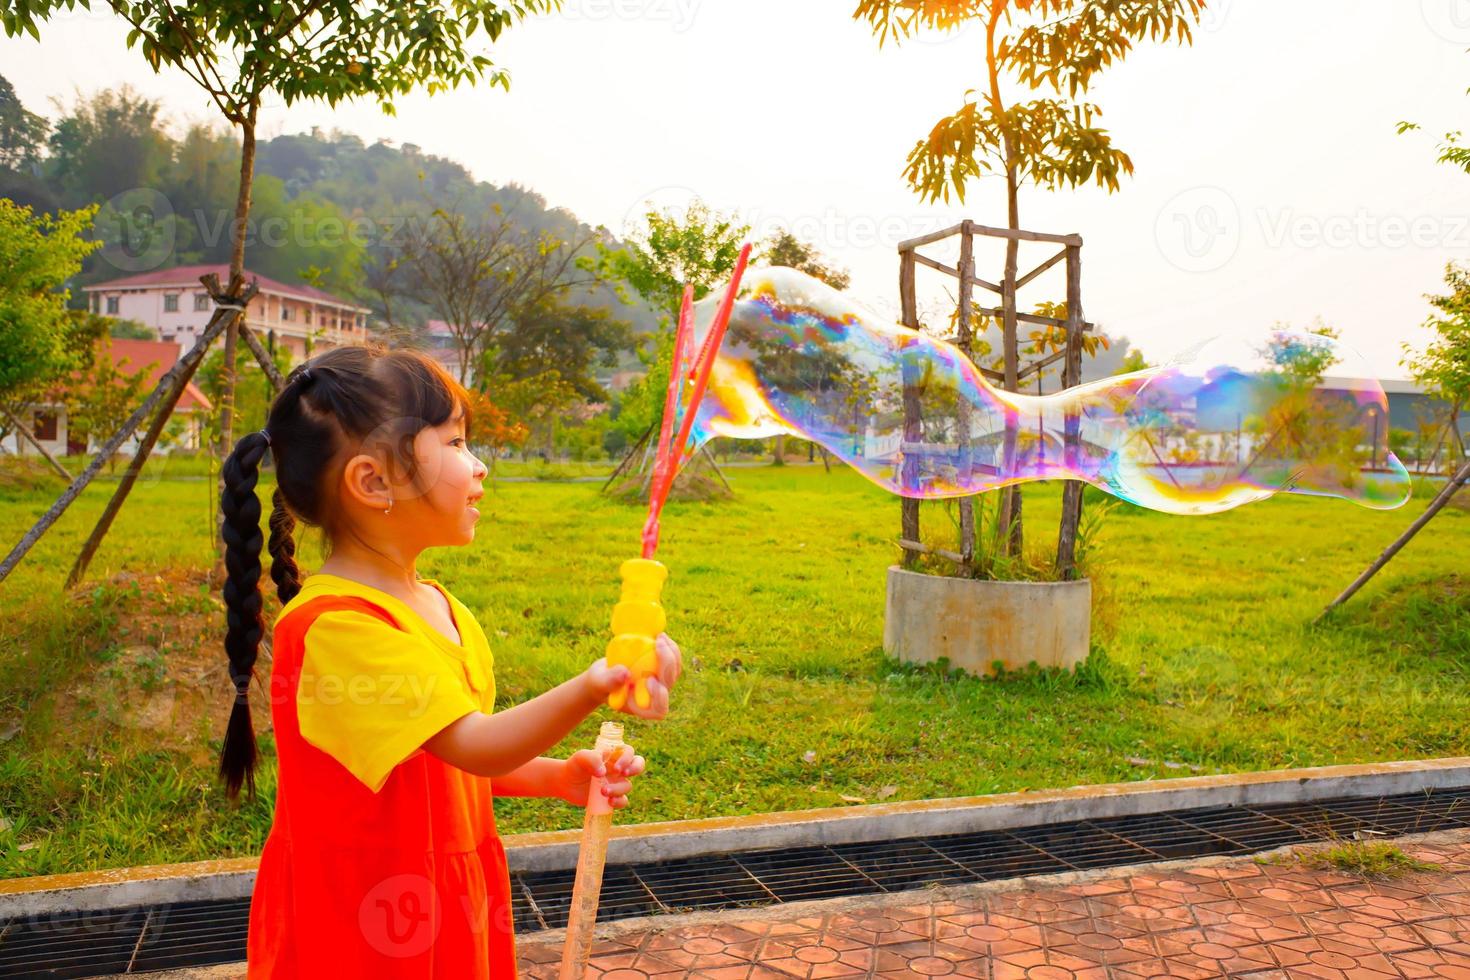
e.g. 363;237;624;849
218;345;681;978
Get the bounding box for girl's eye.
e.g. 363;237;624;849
451;438;466;448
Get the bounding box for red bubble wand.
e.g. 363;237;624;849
605;239;750;705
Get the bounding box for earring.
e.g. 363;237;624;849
384;497;393;516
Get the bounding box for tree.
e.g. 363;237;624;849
853;0;1204;557
0;309;108;455
753;229;853;463
390;203;598;386
64;337;155;472
489;294;630;400
0;72;48;172
1404;262;1470;471
462;385;527;480
44;86;173;207
600;200;750;320
1119;346;1149;374
599;201;751;447
0;200;100;402
197;337;292;446
4;0;557;461
759;228;851;290
490;370;579;459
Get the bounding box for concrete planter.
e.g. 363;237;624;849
883;565;1091;676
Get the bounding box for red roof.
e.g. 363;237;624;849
83;264;367;312
101;338;213;412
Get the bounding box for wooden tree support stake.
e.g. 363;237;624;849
1316;459;1470;622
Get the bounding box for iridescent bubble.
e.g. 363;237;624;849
674;267;1410;515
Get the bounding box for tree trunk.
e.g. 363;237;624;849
1055;244;1085;579
214;110;257;567
898;250;920;569
987;10;1023;559
217;115;256;461
956;223;976;573
996;184;1023;559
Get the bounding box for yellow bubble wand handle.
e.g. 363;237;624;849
604;559;667;711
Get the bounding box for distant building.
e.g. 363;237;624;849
83;264;371;363
12;338;213;458
1376;378;1469;437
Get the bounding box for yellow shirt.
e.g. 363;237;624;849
274;573;496;793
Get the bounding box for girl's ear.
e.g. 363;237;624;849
339;452;394;511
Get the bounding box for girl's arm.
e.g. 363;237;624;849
424;642;677;778
491;757;563;798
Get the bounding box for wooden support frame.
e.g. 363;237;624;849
895;222;1089;579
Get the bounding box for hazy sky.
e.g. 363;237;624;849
5;1;1470;378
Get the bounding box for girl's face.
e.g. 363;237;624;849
336;403;487;553
367;399;488;549
392;406;488;548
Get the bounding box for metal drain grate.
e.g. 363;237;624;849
3;788;1467;978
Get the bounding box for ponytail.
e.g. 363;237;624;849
218;430;270;800
268;486;303;606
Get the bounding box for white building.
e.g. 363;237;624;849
83;264;371;363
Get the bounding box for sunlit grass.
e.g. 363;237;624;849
1;461;1467;877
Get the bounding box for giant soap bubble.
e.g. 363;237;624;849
674;267;1410;516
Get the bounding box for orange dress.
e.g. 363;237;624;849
247;573;517;978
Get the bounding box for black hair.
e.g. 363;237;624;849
218;344;473;800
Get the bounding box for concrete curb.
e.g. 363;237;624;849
4;756;1468;920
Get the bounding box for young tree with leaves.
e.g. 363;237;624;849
64;338;155;472
599;201;750;450
0;200;99;403
489;294;630;400
853;0;1205;558
1404;262;1470;471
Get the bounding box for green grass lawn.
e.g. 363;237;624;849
1;460;1467;879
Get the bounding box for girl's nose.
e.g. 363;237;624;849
471;455;488;479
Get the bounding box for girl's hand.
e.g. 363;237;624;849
583;633;684;720
556;747;647;809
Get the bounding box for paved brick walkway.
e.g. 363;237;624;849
516;833;1470;979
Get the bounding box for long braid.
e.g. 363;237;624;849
267;486;303;606
219;430;270;800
